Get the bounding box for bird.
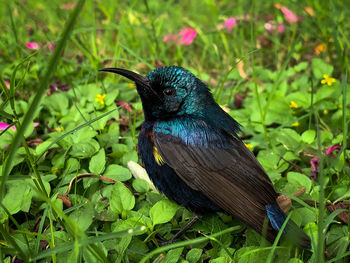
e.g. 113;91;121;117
100;66;311;248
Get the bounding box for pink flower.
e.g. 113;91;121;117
163;27;197;46
326;145;341;156
275;5;298;24
224;18;236;34
217;24;225;30
0;122;16;131
0;122;39;131
265;23;272;31
162;34;178;43
49;43;56;52
26;42;39;50
117;101;133;112
281;7;298;23
264;22;285;33
178;28;197;45
309;144;342;180
278;25;285;33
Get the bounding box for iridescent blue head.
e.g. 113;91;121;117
100;66;216;121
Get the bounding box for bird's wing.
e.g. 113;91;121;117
153;119;278;236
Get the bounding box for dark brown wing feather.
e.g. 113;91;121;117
153;132;279;242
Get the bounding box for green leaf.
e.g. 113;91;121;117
127;238;150;262
150;199;178;226
110;181;135;214
113;217;148;235
70;139;100;158
304;222;318;247
186;248;202;263
288;259;303;263
103;164;132;181
276;128;302;151
0;0;85;198
293;207;316;225
293;62;308;72
162;247;184;263
301;130;316;144
193;214;232;247
127;161;157;192
311;58;333;79
89;148;106;174
63;158;80;175
132;178;149;193
43;92;69;115
121;150;138;166
69;204;94;232
83;242;108;262
72;127;98;143
2;181;32;214
210;257;227;263
315;86;337;102
287;172;312;193
28;178;51;201
234;246;270;263
115;236;132;263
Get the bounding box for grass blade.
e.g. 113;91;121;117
0;0;86;198
31;227;145;261
139;226;240;263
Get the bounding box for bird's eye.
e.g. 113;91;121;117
163;88;176;97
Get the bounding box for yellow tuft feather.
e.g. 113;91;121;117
153;146;164;165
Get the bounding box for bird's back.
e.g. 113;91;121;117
139;116;284;243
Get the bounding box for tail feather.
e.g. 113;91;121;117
266;204;311;249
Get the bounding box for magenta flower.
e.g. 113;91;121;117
0;122;16;131
278;25;285;33
309;144;342;180
310;157;319;181
326;145;341;156
49;43;56;52
224;18;236;34
178;28;197;45
26;42;39;50
0;122;39;131
117;101;133;112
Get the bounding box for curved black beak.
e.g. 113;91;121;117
99;68;150;90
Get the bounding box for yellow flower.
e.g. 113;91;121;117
321;74;336;86
95;93;106;105
245;143;253;149
289;101;299;109
127;83;135;88
55;126;64;132
53;167;59;174
314;43;326;55
291;121;299;127
323;109;328;115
